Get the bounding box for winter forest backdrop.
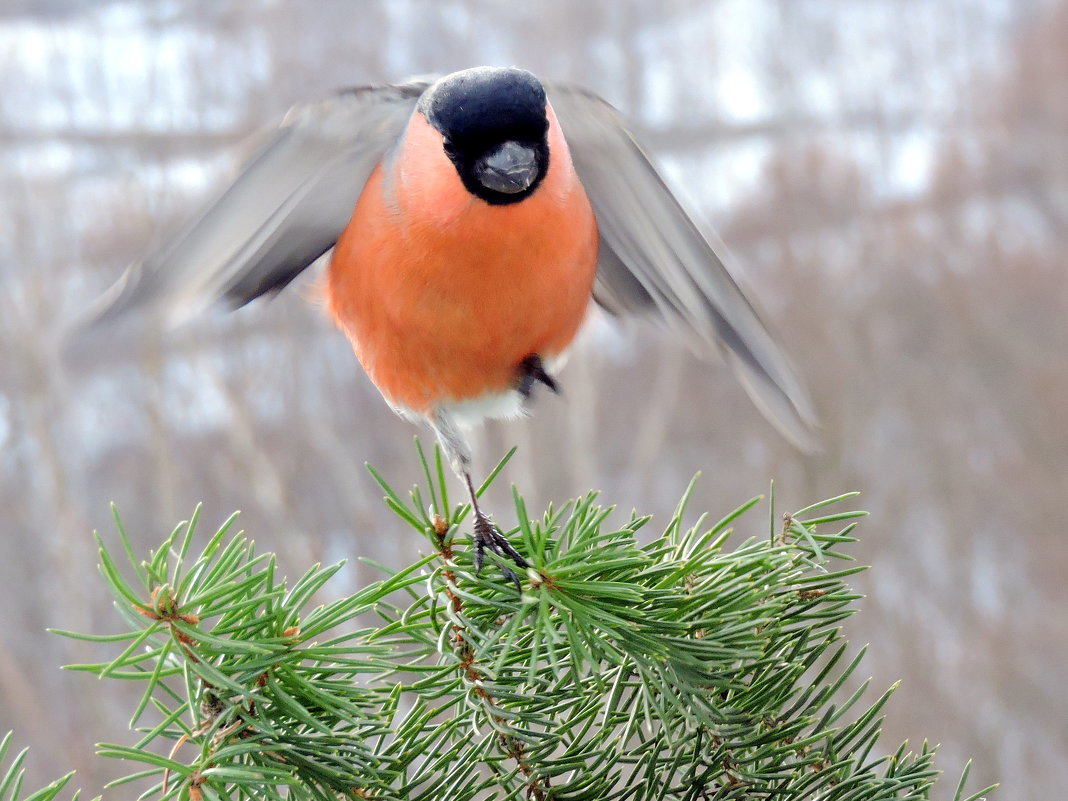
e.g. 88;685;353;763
1;1;1065;798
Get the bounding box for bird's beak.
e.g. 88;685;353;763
474;141;538;194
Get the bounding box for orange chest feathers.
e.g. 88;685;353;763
326;109;599;414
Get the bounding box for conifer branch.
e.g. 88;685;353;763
27;443;998;800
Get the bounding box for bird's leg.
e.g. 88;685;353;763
432;410;529;589
517;353;559;400
462;470;529;585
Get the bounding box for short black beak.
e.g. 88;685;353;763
474;141;538;194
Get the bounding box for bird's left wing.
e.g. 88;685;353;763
85;80;430;328
547;84;818;450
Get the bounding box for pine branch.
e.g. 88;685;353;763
42;443;997;801
0;732;78;801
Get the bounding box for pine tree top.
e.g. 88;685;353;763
5;444;995;801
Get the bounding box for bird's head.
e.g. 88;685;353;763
418;67;550;205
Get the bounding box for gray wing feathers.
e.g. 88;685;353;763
548;86;818;450
86;83;425;328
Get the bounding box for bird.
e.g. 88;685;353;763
83;66;816;584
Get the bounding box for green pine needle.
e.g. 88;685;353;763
33;442;997;801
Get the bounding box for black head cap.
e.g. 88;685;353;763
419;67;550;205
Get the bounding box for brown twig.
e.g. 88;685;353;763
433;514;549;800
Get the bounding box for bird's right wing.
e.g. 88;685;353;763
83;80;430;329
548;85;818;450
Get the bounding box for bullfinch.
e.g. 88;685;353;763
86;66;816;584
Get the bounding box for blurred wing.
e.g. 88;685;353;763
548;85;818;450
85;80;429;328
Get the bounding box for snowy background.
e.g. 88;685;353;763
1;1;1065;797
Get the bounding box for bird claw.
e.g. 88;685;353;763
473;512;528;591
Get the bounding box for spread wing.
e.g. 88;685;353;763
84;80;429;328
548;85;818;450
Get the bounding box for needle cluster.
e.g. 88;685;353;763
7;446;994;801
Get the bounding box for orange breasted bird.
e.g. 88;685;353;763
86;66;816;583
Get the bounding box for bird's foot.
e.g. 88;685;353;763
473;511;529;590
517;353;559;400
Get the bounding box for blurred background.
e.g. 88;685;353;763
1;0;1065;797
